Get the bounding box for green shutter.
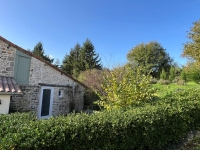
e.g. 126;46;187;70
14;50;31;84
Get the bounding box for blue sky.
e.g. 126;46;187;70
1;0;200;67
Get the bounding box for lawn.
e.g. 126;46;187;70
152;81;200;97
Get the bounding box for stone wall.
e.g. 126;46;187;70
0;39;16;77
10;84;82;116
52;86;73;116
73;84;85;112
27;57;85;115
29;57;74;86
10;85;40;113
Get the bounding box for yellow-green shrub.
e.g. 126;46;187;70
96;66;157;110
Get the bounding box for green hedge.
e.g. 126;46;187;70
1;89;200;150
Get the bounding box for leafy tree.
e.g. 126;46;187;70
184;62;200;83
32;42;54;63
160;68;167;80
127;41;173;78
182;20;200;63
169;66;176;81
62;39;102;77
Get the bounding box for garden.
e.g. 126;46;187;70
1;19;200;150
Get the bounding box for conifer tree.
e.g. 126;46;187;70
32;42;54;63
169;66;176;81
62;43;81;76
160;68;167;80
62;39;102;77
81;39;102;70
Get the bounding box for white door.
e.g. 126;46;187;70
39;86;54;119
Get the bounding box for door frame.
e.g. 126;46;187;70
38;86;54;119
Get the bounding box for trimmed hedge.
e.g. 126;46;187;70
1;89;200;150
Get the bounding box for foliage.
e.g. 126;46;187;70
160;68;167;80
81;39;102;70
96;66;157;110
32;42;54;63
149;78;157;84
158;79;170;85
1;89;200;149
62;39;102;77
182;20;200;62
180;68;187;81
78;69;106;108
169;66;176;81
127;41;173;78
83;89;100;110
78;69;105;95
184;62;200;84
62;43;82;77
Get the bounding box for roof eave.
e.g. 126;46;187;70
0;92;22;95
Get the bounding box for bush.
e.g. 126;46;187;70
96;66;157;110
78;69;107;108
158;79;171;85
84;89;100;110
1;89;200;150
184;62;200;84
149;78;157;84
160;68;167;80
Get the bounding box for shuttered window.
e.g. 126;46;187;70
14;50;31;84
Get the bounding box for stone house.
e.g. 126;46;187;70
0;36;86;118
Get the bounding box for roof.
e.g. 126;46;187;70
0;76;22;94
0;36;87;88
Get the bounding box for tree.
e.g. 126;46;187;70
182;20;200;63
127;41;173;78
32;42;54;63
180;68;187;81
54;58;61;68
62;43;81;76
183;62;200;83
160;68;167;80
62;39;102;77
169;66;176;81
81;39;102;70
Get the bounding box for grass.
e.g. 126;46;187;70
152;81;200;97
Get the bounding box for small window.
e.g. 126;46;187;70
59;90;63;98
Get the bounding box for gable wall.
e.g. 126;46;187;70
0;40;16;77
28;57;85;112
29;57;74;86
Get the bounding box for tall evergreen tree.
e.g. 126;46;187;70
32;42;54;63
169;66;176;81
62;39;102;77
62;43;82;77
81;39;102;70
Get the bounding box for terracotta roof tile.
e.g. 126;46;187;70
0;76;21;94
